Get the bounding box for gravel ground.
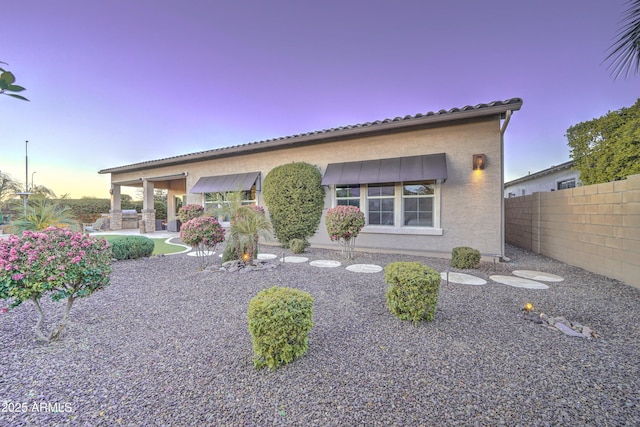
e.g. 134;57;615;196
1;242;639;426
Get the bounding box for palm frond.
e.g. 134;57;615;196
605;0;640;79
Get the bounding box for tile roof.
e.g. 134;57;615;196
504;160;576;187
99;98;523;174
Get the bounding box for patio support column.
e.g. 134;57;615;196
141;179;156;233
109;184;122;230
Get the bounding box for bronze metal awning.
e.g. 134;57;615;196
190;172;260;193
321;153;447;185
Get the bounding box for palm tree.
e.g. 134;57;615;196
210;191;272;263
606;0;640;79
9;199;79;234
228;206;272;264
0;172;23;210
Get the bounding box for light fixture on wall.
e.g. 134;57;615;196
473;154;486;170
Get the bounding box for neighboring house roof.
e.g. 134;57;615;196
99;98;523;175
504;160;575;187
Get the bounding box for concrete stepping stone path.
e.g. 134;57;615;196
257;253;278;260
309;260;342;268
346;264;383;273
279;256;309;263
489;275;549;289
512;270;564;282
440;272;487;285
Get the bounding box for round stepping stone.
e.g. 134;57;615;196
440;272;487;285
489;275;549;289
512;270;564;282
309;260;342;268
187;250;216;257
279;256;309;263
346;264;383;273
257;253;277;260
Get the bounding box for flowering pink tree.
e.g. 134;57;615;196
180;216;226;270
0;227;112;342
325;205;366;259
178;204;204;223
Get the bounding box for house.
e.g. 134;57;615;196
99;98;523;258
504;160;581;198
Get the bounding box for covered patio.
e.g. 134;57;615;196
108;173;186;233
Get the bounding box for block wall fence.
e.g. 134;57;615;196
505;173;640;289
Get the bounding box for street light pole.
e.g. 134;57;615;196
21;140;30;216
25;140;29;193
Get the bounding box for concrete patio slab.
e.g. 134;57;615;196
512;270;564;282
440;272;487;285
489;275;549;289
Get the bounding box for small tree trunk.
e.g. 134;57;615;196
31;297;50;343
50;296;75;341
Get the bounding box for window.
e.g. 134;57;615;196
367;183;395;226
336;184;360;207
333;180;439;231
403;181;435;227
557;178;576;190
204;187;256;222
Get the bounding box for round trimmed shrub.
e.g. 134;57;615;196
289;238;309;254
248;286;315;370
110;236;155;260
180;216;226;269
385;262;441;324
177;204;204;223
263;162;325;247
451;246;481;269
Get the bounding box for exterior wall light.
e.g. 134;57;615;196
473;154;486;170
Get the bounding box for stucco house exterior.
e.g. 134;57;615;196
504;160;581;198
99;98;523;258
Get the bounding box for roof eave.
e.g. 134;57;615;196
100;99;523;175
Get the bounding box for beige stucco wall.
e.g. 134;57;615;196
505;174;640;289
111;116;504;256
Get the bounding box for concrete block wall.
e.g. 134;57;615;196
505;174;640;289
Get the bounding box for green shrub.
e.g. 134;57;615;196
451;246;481;269
289;238;308;254
248;286;315;370
221;242;239;263
177;204;204;223
263;162;325;247
385;262;441;324
109;236;155;260
59;199;167;224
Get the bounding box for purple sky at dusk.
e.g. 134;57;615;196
1;0;637;198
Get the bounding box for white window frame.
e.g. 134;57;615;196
335;184;361;207
331;180;443;236
203;188;257;226
366;183;396;226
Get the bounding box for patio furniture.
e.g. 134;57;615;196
83;217;106;233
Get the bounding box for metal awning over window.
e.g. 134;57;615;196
190;172;260;193
321;153;447;185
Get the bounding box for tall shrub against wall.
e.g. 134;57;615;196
61;199;167;224
263;162;325;247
